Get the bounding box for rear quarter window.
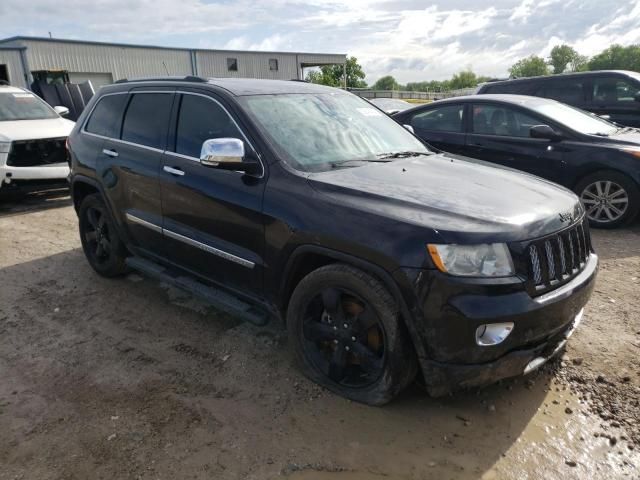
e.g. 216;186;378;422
85;94;127;138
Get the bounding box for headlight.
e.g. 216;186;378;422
0;142;11;153
427;243;515;277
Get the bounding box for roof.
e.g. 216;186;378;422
0;35;346;59
104;77;344;96
396;94;562;115
206;78;342;96
485;70;640;85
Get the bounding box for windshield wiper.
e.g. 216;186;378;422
330;159;391;168
376;151;429;159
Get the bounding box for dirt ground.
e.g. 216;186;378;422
0;188;639;480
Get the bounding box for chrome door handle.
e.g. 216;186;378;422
163;166;185;176
102;148;118;158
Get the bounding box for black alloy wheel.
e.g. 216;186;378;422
78;194;128;277
287;264;417;405
301;286;386;388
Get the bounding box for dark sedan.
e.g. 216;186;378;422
393;94;640;228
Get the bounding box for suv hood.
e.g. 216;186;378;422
0;117;75;142
308;153;583;243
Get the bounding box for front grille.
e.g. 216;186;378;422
6;137;67;167
513;218;592;296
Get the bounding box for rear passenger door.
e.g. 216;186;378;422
405;103;466;154
465;102;566;182
99;89;175;252
589;75;640;127
159;91;267;298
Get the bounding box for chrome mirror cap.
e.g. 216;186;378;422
54;106;70;117
200;138;245;166
403;124;414;134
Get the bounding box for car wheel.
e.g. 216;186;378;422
576;171;640;229
78;194;128;277
287;264;417;405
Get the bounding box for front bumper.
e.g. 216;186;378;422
396;253;598;396
0;162;70;188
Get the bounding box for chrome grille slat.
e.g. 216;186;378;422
522;218;591;295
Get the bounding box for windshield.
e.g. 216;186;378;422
528;101;618;136
0;92;58;121
240;93;430;171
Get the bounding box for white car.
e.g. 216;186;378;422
0;85;74;191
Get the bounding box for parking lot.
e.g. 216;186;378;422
0;188;639;480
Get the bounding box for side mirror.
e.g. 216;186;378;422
403;124;415;134
200;138;261;175
54;106;69;117
634;92;640;102
598;114;611;121
530;124;563;141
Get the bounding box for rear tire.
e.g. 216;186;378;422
575;171;639;229
78;194;128;277
287;264;417;405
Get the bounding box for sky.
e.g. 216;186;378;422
1;0;640;84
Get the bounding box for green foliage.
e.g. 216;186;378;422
305;56;367;88
588;44;640;72
373;75;399;90
509;55;550;78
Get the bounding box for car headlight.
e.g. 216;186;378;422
427;243;515;277
0;142;11;153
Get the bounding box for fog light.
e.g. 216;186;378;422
475;322;514;346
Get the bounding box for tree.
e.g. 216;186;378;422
305;56;367;88
509;55;549;78
450;70;480;89
588;44;640;72
373;75;399;90
549;44;578;74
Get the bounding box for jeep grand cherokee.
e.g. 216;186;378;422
67;77;597;405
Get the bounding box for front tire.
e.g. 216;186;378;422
287;264;417;405
576;171;639;229
78;194;128;277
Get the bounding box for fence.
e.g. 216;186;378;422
348;87;477;101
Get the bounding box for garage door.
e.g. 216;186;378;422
68;72;114;89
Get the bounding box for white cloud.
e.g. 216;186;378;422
1;0;640;84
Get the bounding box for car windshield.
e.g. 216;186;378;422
240;93;430;172
0;91;58;121
528;101;618;136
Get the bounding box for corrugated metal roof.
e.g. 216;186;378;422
0;36;347;59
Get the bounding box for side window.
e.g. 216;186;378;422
410;104;464;132
536;80;585;104
593;77;640;103
471;104;542;138
484;82;530;94
121;93;173;149
85;94;127;138
174;94;244;158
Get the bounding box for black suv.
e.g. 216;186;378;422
67;77;597;405
477;70;640;127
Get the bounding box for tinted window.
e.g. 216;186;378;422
593;77;640;103
471;104;542;137
85;94;127;137
121;93;173;149
227;58;238;71
175;95;243;158
410;104;464;132
535;80;585;103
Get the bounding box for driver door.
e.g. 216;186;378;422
159;91;267;297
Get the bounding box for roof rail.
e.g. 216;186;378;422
114;75;208;84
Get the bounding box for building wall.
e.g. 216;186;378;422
0;38;346;87
0;49;27;88
21;39;193;81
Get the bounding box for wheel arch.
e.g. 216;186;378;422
571;167;640;192
279;245;428;360
71;175;102;212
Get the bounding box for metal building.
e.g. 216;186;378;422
0;36;346;89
